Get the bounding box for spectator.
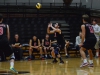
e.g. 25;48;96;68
65;40;70;57
29;36;43;60
42;34;53;58
75;32;82;50
12;34;22;60
92;19;100;58
75;32;88;57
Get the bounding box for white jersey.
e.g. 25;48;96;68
75;36;81;46
92;24;100;41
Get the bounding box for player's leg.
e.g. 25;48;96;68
88;39;97;67
56;45;64;63
44;47;47;58
88;49;94;67
51;47;58;63
37;47;44;59
80;47;88;67
10;53;18;73
95;41;99;58
49;47;53;58
65;42;69;57
29;47;33;59
5;45;18;73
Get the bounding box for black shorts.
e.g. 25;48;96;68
0;39;13;57
58;42;65;50
82;37;97;50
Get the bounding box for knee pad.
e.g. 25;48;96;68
10;53;15;59
54;48;59;55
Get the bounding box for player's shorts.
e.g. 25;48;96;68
58;42;65;50
0;38;13;57
95;40;99;49
82;37;97;50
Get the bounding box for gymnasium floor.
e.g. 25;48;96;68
0;58;100;75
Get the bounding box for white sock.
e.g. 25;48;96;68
96;52;99;56
83;59;87;63
10;61;14;68
66;54;68;55
89;60;93;64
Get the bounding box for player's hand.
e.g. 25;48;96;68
48;23;51;28
50;23;52;27
47;47;49;50
66;41;69;44
15;45;19;48
79;43;83;47
48;25;51;28
12;45;15;47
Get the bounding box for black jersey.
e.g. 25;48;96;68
0;23;7;39
84;23;96;39
32;39;38;46
44;39;50;47
55;32;65;45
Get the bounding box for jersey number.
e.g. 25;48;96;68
89;26;94;33
0;27;3;35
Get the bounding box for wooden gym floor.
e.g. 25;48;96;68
0;58;100;75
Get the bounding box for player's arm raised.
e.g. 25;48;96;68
7;25;10;40
81;25;86;44
47;23;55;34
50;23;61;33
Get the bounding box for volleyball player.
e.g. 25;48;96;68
79;14;96;67
47;23;64;63
0;14;18;73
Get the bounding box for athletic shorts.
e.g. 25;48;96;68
82;37;97;50
58;42;65;50
0;38;13;57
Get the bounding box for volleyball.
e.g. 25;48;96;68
36;3;42;9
